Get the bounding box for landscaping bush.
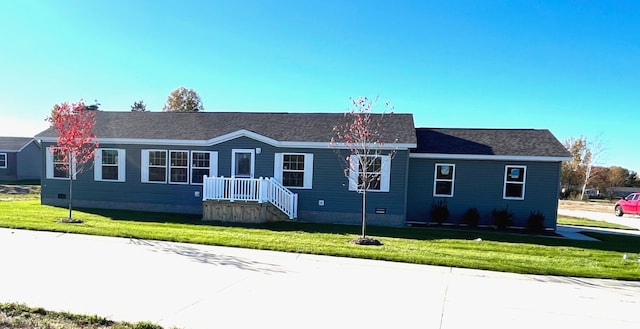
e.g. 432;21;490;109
430;199;449;224
462;207;480;227
527;210;545;232
492;206;513;230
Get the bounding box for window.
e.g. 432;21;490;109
143;150;218;184
45;147;72;179
169;150;189;184
434;164;455;197
274;153;314;189
348;154;391;192
504;165;526;200
0;153;6;168
191;151;218;184
141;150;167;183
94;149;126;182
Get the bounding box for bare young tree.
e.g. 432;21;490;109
331;96;396;244
561;135;605;199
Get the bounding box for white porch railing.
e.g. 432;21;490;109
202;176;298;219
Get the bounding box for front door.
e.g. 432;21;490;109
232;149;255;178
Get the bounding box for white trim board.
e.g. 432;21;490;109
409;153;571;162
38;130;415;150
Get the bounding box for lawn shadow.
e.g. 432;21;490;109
76;207;640;254
264;221;640;253
77;207;204;224
129;238;287;275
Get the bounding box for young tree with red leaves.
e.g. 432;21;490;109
331;96;396;244
46;100;98;221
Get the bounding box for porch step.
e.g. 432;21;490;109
202;200;290;223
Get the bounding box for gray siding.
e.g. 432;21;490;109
407;158;561;228
41;138;410;226
0;152;18;181
16;142;41;180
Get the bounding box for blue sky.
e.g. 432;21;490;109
1;1;638;172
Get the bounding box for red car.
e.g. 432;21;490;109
614;192;640;216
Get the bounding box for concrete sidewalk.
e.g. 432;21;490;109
1;227;639;329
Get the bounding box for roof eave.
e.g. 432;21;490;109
409;153;572;162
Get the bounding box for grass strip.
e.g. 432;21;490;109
558;216;637;230
1;199;639;280
0;303;168;329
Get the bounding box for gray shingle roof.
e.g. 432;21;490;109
0;137;35;152
413;128;571;158
35;111;417;145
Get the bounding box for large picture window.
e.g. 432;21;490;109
94;148;126;182
348;154;391;192
504;165;526;200
274;153;313;189
0;153;6;168
169;150;189;184
433;164;455;197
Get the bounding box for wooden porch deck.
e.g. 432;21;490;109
202;200;290;224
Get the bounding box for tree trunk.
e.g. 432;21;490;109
581;164;592;200
68;153;73;219
361;190;367;238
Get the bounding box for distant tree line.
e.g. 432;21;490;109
127;87;203;112
561;136;639;199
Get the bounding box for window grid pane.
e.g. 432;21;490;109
102;166;118;180
149;151;166;166
101;150;118;165
283;154;304;171
505;183;523;198
149;167;166;182
0;154;6;167
283;171;304;187
170;151;188;167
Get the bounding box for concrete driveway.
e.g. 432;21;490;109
1;227;639;329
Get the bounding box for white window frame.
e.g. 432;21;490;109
433;163;455;197
231;149;255;178
45;146;75;180
0;153;6;168
348;154;391;193
141;149;168;183
169;150;190;184
94;148;126;182
274;153;313;189
190;151;218;185
503;165;527;200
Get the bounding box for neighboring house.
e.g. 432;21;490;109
0;137;42;182
35;111;570;230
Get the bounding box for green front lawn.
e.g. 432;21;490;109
1;199;639;280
